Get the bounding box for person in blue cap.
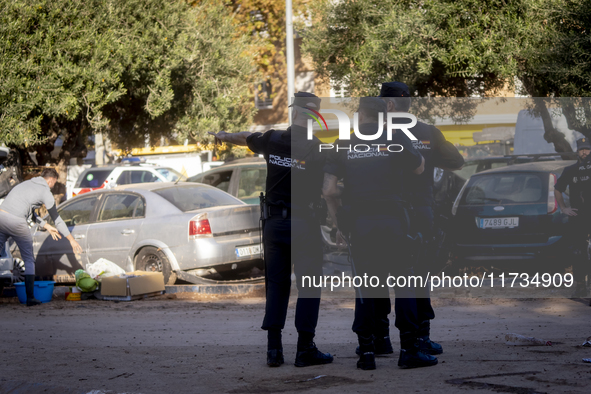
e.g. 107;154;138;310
379;81;464;359
554;137;591;297
209;92;333;368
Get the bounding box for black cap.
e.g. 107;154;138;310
357;97;387;113
577;137;591;150
288;92;321;110
379;81;410;97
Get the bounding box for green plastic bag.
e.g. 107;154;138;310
75;269;98;292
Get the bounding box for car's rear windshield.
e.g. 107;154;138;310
153;185;242;212
462;172;547;205
155;167;187;182
77;169;111;188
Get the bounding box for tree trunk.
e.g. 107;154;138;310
521;73;574;153
534;98;573;153
561;99;591;141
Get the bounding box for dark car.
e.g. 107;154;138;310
433;154;573;218
449;160;575;270
187;158;266;205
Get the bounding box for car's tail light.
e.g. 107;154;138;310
190;219;212;239
548;173;557;214
451;181;469;216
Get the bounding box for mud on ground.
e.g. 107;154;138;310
1;293;590;393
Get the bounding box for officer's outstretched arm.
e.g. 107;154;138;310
413;155;425;175
322;173;341;229
208;131;252;146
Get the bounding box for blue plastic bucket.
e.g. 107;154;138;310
14;281;55;304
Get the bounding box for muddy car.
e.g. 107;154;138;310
0;148;24;291
28;183;263;285
0;241;25;294
450;160;574;270
0;147;21;200
187;158;266;205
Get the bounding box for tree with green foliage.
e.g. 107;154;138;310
303;0;591;152
518;0;591;146
212;1;309;116
0;0;257;186
303;0;542;97
220;1;288;85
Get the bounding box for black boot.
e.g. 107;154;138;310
294;332;333;367
418;320;443;355
398;332;437;369
267;329;284;367
267;349;284;367
418;336;443;355
356;334;376;370
356;335;394;356
24;275;41;307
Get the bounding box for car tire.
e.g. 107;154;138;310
135;247;177;286
11;250;25;283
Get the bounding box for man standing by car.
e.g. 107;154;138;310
208;92;333;368
554;137;591;297
323;97;436;370
0;168;83;306
377;82;465;357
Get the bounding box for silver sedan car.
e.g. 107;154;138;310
29;183;263;285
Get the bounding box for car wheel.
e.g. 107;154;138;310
135;247;177;286
11;250;25;283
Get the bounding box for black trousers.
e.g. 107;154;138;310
411;205;437;335
568;217;591;284
261;215;323;334
349;213;419;339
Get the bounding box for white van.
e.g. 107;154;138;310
514;109;578;155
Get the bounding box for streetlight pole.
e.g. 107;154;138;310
285;0;295;125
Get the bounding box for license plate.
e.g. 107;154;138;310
235;244;261;258
480;217;519;229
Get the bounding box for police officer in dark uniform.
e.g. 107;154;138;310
554;137;591;297
323;97;437;370
208;92;333;368
379;81;465;355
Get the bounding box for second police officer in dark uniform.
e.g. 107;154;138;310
209;92;333;368
323;97;438;370
379;82;465;356
554;137;591;297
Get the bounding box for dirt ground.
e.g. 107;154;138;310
1;292;590;394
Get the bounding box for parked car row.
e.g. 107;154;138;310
5;152;580;286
